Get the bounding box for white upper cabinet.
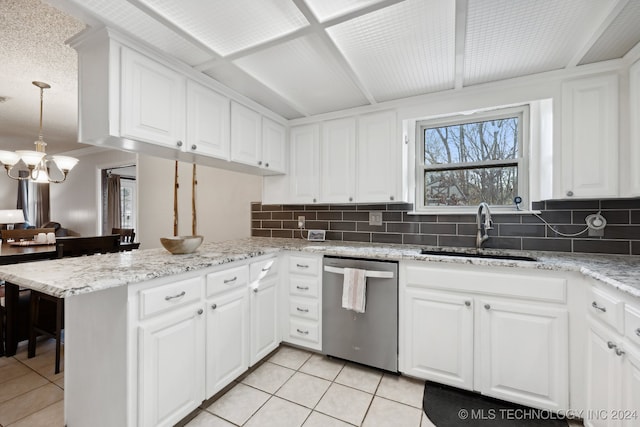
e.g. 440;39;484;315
262;117;287;174
121;47;186;148
289;124;321;203
186;81;230;160
231;101;262;167
321;117;356;203
630;60;640;196
560;73;619;199
357;110;399;202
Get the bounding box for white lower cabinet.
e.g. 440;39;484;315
400;261;569;412
478;298;568;410
249;257;279;365
206;286;249;397
138;302;205;427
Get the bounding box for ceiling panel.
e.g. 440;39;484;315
464;0;614;86
65;0;212;65
578;0;640;65
203;63;304;119
134;0;309;56
326;0;455;102
304;0;388;22
234;34;369;115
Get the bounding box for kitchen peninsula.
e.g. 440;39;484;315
0;237;638;427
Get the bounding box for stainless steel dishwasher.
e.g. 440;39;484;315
322;256;398;372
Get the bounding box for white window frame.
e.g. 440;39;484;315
415;105;529;214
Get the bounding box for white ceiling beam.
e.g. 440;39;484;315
454;0;468;90
322;0;406;28
566;0;629;68
292;0;378;105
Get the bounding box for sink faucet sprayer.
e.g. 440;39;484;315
476;202;493;249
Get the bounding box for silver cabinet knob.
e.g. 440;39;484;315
566;190;573;197
484;304;491;310
265;163;269;167
390;196;394;201
211;304;217;310
592;301;606;312
197;308;203;315
349;197;353;202
176;140;183;147
615;348;626;356
258;160;262;166
636;328;640;337
253;288;258;293
191;144;197;150
607;341;617;349
312;198;317;203
464;301;471;307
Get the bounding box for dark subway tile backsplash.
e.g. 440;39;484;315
250;198;640;256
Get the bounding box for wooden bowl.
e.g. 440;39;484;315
160;235;203;254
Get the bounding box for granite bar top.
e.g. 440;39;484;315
0;237;638;299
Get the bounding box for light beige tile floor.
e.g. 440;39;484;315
0;339;64;427
1;342;586;427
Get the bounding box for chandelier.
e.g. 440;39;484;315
0;81;78;183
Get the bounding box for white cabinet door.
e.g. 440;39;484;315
138;305;205;427
121;47;185;148
561;74;619;198
621;347;640;427
403;289;474;390
321;117;356;203
206;286;249;397
585;320;621;427
479;299;568;411
262;117;287;174
357;110;399;202
186;81;230;160
231;102;262;167
630;59;640;196
250;275;279;365
289;124;320;204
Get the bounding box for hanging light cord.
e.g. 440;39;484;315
531;212;592;237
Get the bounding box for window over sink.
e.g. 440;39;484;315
415;106;529;213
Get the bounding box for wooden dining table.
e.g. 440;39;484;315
1;242;57;356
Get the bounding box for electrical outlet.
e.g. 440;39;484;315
369;211;383;226
297;216;305;229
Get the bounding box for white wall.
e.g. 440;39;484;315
0;173;18;211
137;154;262;249
50;147;137;236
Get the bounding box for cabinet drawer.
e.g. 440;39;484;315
250;257;278;282
206;265;248;297
140;277;203;319
625;304;640;347
289;256;320;276
289;319;319;344
289;298;319;321
289;276;318;298
588;287;624;333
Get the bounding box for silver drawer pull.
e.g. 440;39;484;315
592;301;607;312
165;291;186;301
636;328;640;337
296;307;309;313
296;328;309;335
296;285;309;291
607;341;617;349
262;267;271;272
296;263;309;268
615;348;626;357
223;276;237;284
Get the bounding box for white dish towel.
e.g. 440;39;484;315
342;268;367;313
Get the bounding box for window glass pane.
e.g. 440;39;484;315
424;117;518;165
120;181;135;229
425;166;518;206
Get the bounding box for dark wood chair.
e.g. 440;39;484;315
111;228;135;243
0;283;31;357
28;234;121;373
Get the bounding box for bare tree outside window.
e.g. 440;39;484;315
419;111;523;208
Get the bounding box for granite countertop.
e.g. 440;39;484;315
0;237;638;299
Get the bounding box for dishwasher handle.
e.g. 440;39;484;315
323;265;394;279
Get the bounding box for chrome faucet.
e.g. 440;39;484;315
476;202;493;249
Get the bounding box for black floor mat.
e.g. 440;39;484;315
423;381;568;427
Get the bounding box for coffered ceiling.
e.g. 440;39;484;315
2;0;640;152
